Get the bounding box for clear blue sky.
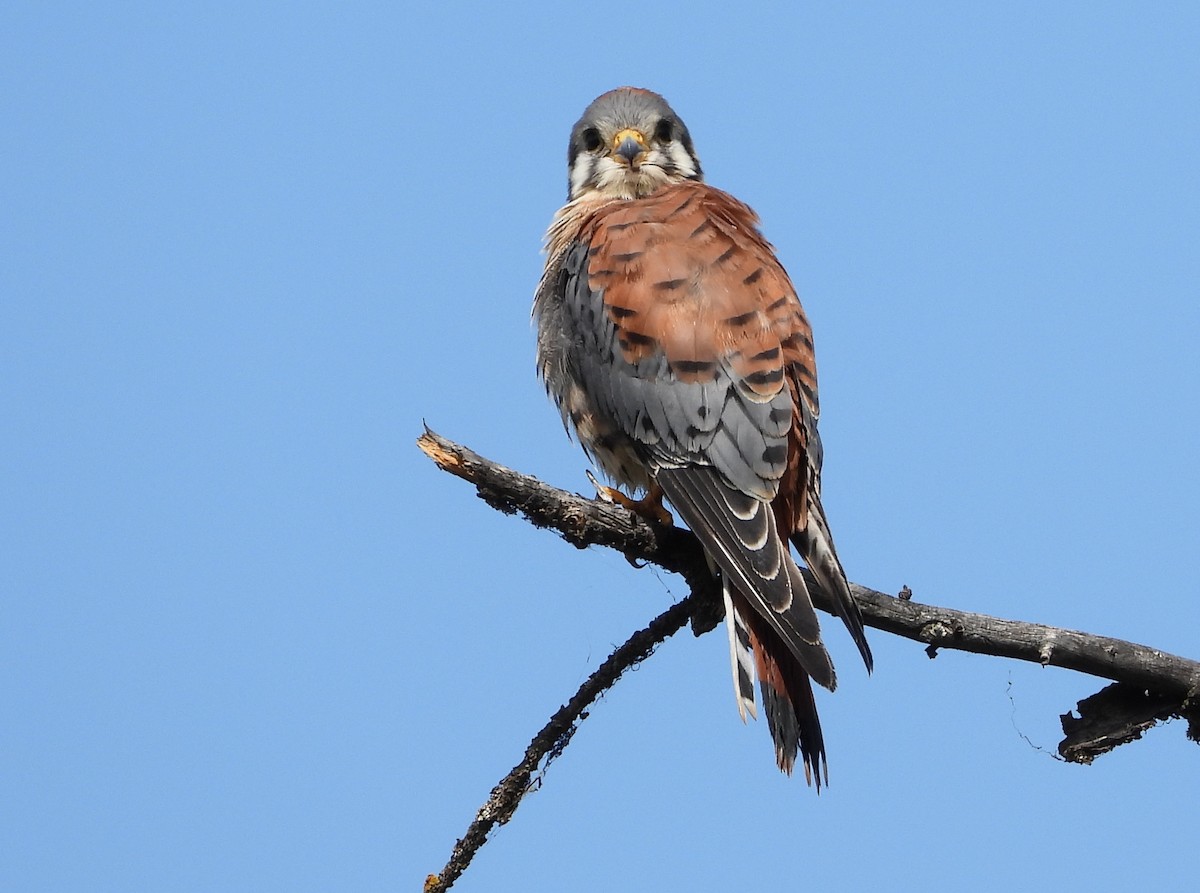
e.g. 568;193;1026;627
4;2;1199;890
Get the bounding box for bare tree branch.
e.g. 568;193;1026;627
418;426;1200;890
423;596;693;893
1057;682;1195;764
418;427;1200;699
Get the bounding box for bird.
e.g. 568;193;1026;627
533;87;872;786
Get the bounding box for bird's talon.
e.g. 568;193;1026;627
585;469;613;503
586;475;674;527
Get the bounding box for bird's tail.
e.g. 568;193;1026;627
722;576;829;787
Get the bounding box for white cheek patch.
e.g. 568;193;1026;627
664;143;699;179
569;154;598;200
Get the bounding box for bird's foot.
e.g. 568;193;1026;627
586;472;674;526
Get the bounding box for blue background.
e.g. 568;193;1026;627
4;2;1198;890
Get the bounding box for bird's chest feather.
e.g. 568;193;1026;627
534;182;808;498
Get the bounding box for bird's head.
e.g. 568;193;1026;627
566;87;702;202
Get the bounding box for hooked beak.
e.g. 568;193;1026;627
612;128;648;166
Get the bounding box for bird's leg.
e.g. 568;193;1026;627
586;472;674;526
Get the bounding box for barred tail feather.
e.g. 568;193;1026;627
795;495;874;673
722;580;758;722
742;602;829;787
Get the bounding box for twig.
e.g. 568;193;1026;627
423;595;694;893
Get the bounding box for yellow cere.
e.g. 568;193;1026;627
611;128;647;151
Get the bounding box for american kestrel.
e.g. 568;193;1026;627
534;88;872;785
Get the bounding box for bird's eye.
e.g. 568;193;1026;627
581;127;603;152
654;119;674;143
